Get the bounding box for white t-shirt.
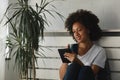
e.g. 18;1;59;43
77;44;106;68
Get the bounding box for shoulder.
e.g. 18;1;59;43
92;44;107;68
93;44;105;53
91;44;106;57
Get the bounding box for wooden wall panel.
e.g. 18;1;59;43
34;35;120;80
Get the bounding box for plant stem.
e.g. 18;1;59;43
32;48;36;80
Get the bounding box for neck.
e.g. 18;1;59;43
78;40;93;48
78;41;93;56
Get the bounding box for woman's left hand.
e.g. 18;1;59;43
64;52;77;62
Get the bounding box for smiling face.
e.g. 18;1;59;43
72;22;91;43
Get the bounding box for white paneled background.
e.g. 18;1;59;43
33;34;120;80
0;0;8;80
28;0;120;31
1;0;120;80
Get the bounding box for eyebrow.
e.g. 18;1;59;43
72;27;82;31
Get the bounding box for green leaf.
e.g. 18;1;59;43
5;9;22;25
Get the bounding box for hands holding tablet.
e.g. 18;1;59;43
58;49;71;63
64;52;76;62
58;45;77;63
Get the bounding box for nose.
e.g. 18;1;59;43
75;31;79;36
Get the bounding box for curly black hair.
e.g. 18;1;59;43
65;9;102;41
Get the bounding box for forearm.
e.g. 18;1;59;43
59;63;68;80
73;57;84;66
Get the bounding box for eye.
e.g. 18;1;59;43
72;30;75;33
78;28;82;31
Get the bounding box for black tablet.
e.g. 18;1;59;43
58;48;71;63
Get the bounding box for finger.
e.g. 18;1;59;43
65;56;69;60
67;44;70;48
64;56;68;59
64;53;69;57
64;52;68;55
64;54;68;58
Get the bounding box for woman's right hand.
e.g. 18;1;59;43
64;52;77;62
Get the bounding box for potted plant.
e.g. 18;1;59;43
1;0;63;80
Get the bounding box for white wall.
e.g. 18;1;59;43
1;0;120;80
0;40;6;80
30;0;120;31
0;0;8;80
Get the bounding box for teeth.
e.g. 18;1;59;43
77;37;80;39
76;38;80;40
77;38;80;40
75;36;81;40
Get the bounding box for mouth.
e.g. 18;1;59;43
75;36;81;41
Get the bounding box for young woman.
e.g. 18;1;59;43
59;9;106;80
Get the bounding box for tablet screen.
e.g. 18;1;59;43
58;48;71;63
